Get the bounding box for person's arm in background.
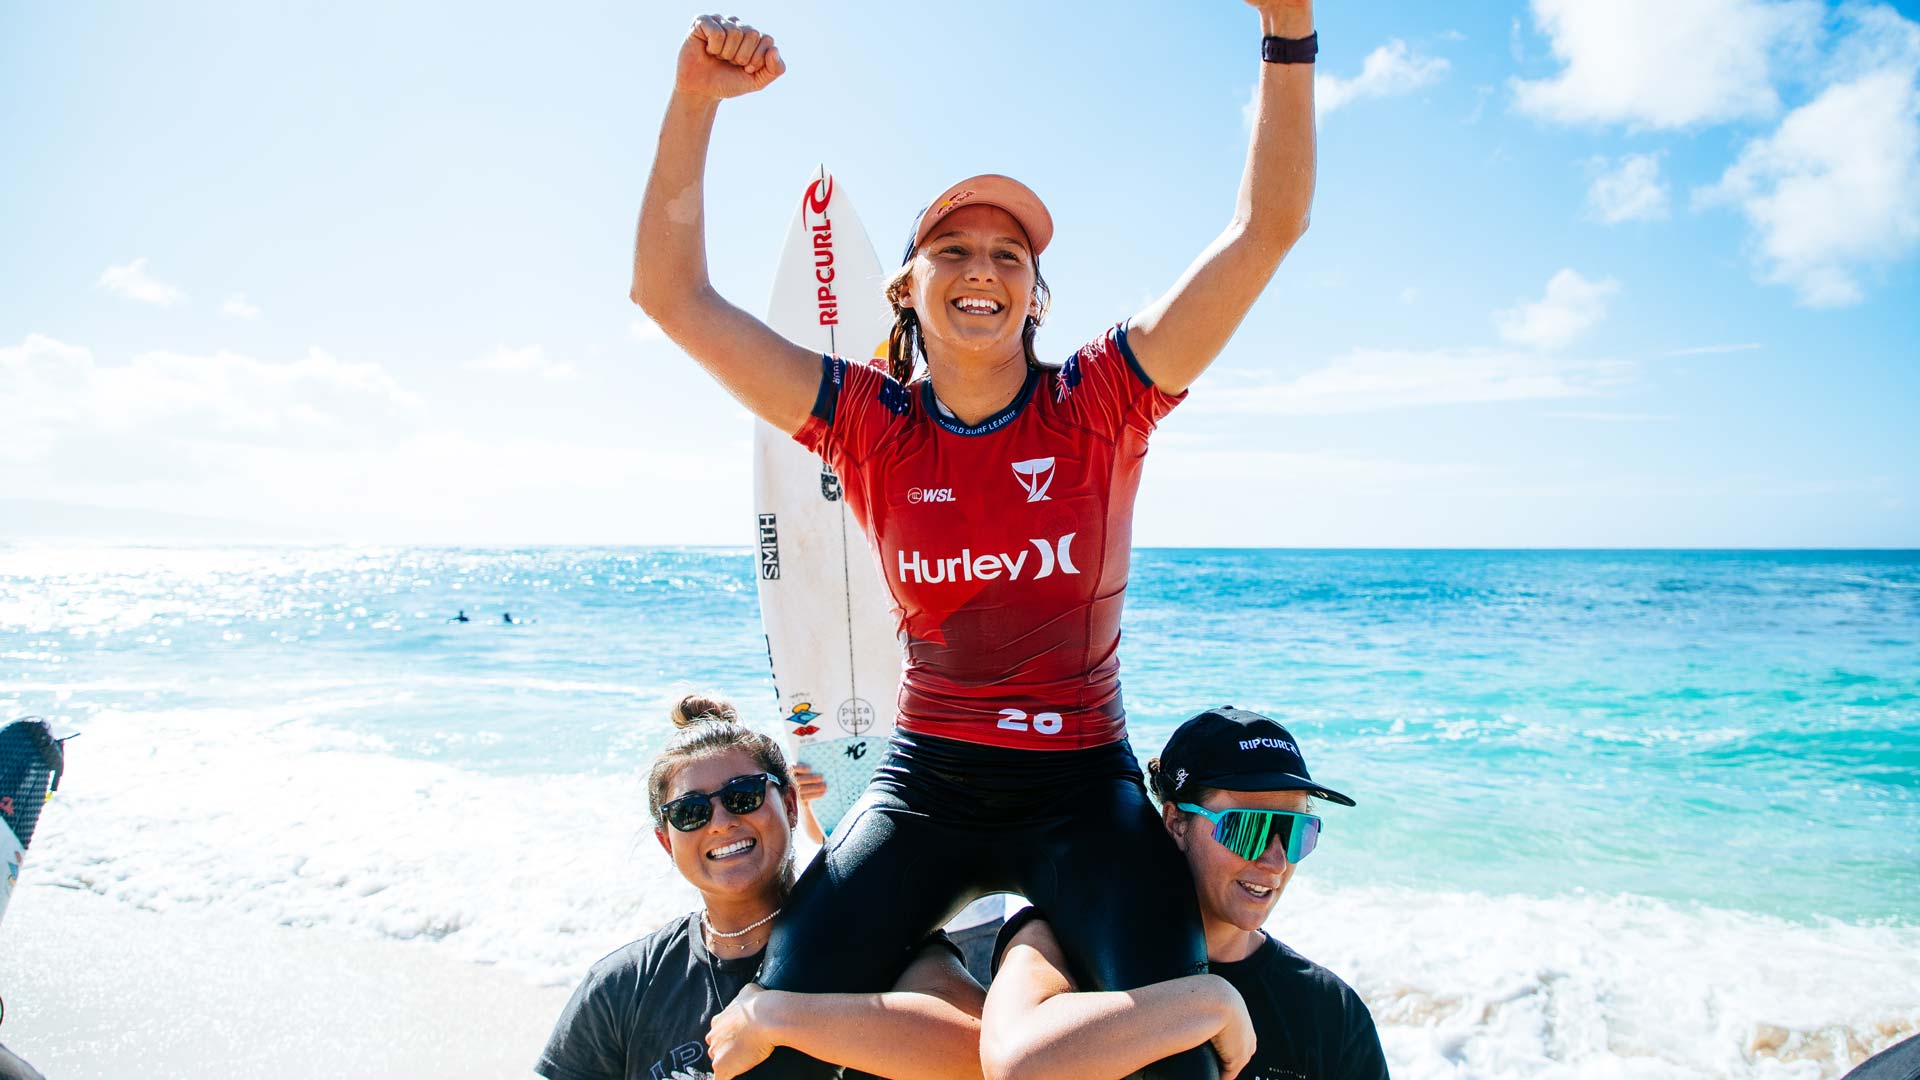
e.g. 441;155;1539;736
790;762;826;844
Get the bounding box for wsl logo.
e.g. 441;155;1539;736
1011;457;1056;503
895;533;1079;584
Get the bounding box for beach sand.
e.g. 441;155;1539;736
0;884;570;1079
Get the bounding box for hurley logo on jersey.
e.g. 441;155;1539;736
896;533;1079;584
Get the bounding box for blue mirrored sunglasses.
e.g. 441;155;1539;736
1176;803;1322;863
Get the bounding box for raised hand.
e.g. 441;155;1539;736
792;762;828;844
790;762;828;804
675;14;786;100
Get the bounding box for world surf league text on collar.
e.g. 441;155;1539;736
805;177;839;327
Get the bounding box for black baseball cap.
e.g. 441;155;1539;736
1157;706;1355;806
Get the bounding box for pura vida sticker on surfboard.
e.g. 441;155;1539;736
754;166;901;835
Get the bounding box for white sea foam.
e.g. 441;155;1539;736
1275;881;1920;1077
24;704;1920;1078
32;703;700;986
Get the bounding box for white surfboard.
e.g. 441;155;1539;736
756;165;901;835
0;717;64;930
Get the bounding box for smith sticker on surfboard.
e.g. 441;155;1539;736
755;165;902;835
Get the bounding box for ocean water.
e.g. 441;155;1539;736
4;545;1918;1076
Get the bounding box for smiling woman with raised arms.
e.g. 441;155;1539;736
630;5;1317;1077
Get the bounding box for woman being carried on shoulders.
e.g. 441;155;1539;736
632;4;1317;1076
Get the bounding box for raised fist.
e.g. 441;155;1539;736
676;14;786;100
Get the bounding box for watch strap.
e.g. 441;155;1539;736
1261;32;1318;64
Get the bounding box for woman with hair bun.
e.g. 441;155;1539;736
632;3;1317;1076
537;695;985;1080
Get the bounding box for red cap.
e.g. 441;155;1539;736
907;174;1055;261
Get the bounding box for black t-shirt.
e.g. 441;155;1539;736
993;908;1389;1080
1211;931;1389;1080
538;911;961;1080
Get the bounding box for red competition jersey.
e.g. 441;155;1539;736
794;324;1185;751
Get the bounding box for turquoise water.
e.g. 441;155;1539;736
5;546;1916;924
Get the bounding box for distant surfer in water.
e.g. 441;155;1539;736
632;4;1315;1076
538;695;984;1080
449;610;469;623
982;709;1387;1080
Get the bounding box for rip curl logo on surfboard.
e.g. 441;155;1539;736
804;177;839;326
804;177;833;215
788;702;821;737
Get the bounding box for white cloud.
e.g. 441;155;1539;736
1;334;417;455
1494;269;1621;350
1667;342;1763;356
1695;11;1920;306
1586;153;1670;222
468;344;577;380
1190;347;1633;416
1150;444;1479;490
223;294;262;319
1543;410;1674;422
1512;0;1821;129
96;258;187;306
0;333;756;544
1315;40;1450;117
628;316;667;344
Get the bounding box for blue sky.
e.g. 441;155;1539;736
4;0;1917;546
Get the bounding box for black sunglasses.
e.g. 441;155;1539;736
659;773;782;833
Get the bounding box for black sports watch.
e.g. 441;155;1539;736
1261;32;1318;64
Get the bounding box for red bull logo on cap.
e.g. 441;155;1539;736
932;189;977;217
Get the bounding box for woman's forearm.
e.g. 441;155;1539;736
1121;2;1318;392
631;91;721;319
980;974;1237;1080
761;988;985;1080
1238;2;1317;243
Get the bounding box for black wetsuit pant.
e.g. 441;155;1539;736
747;730;1217;1080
